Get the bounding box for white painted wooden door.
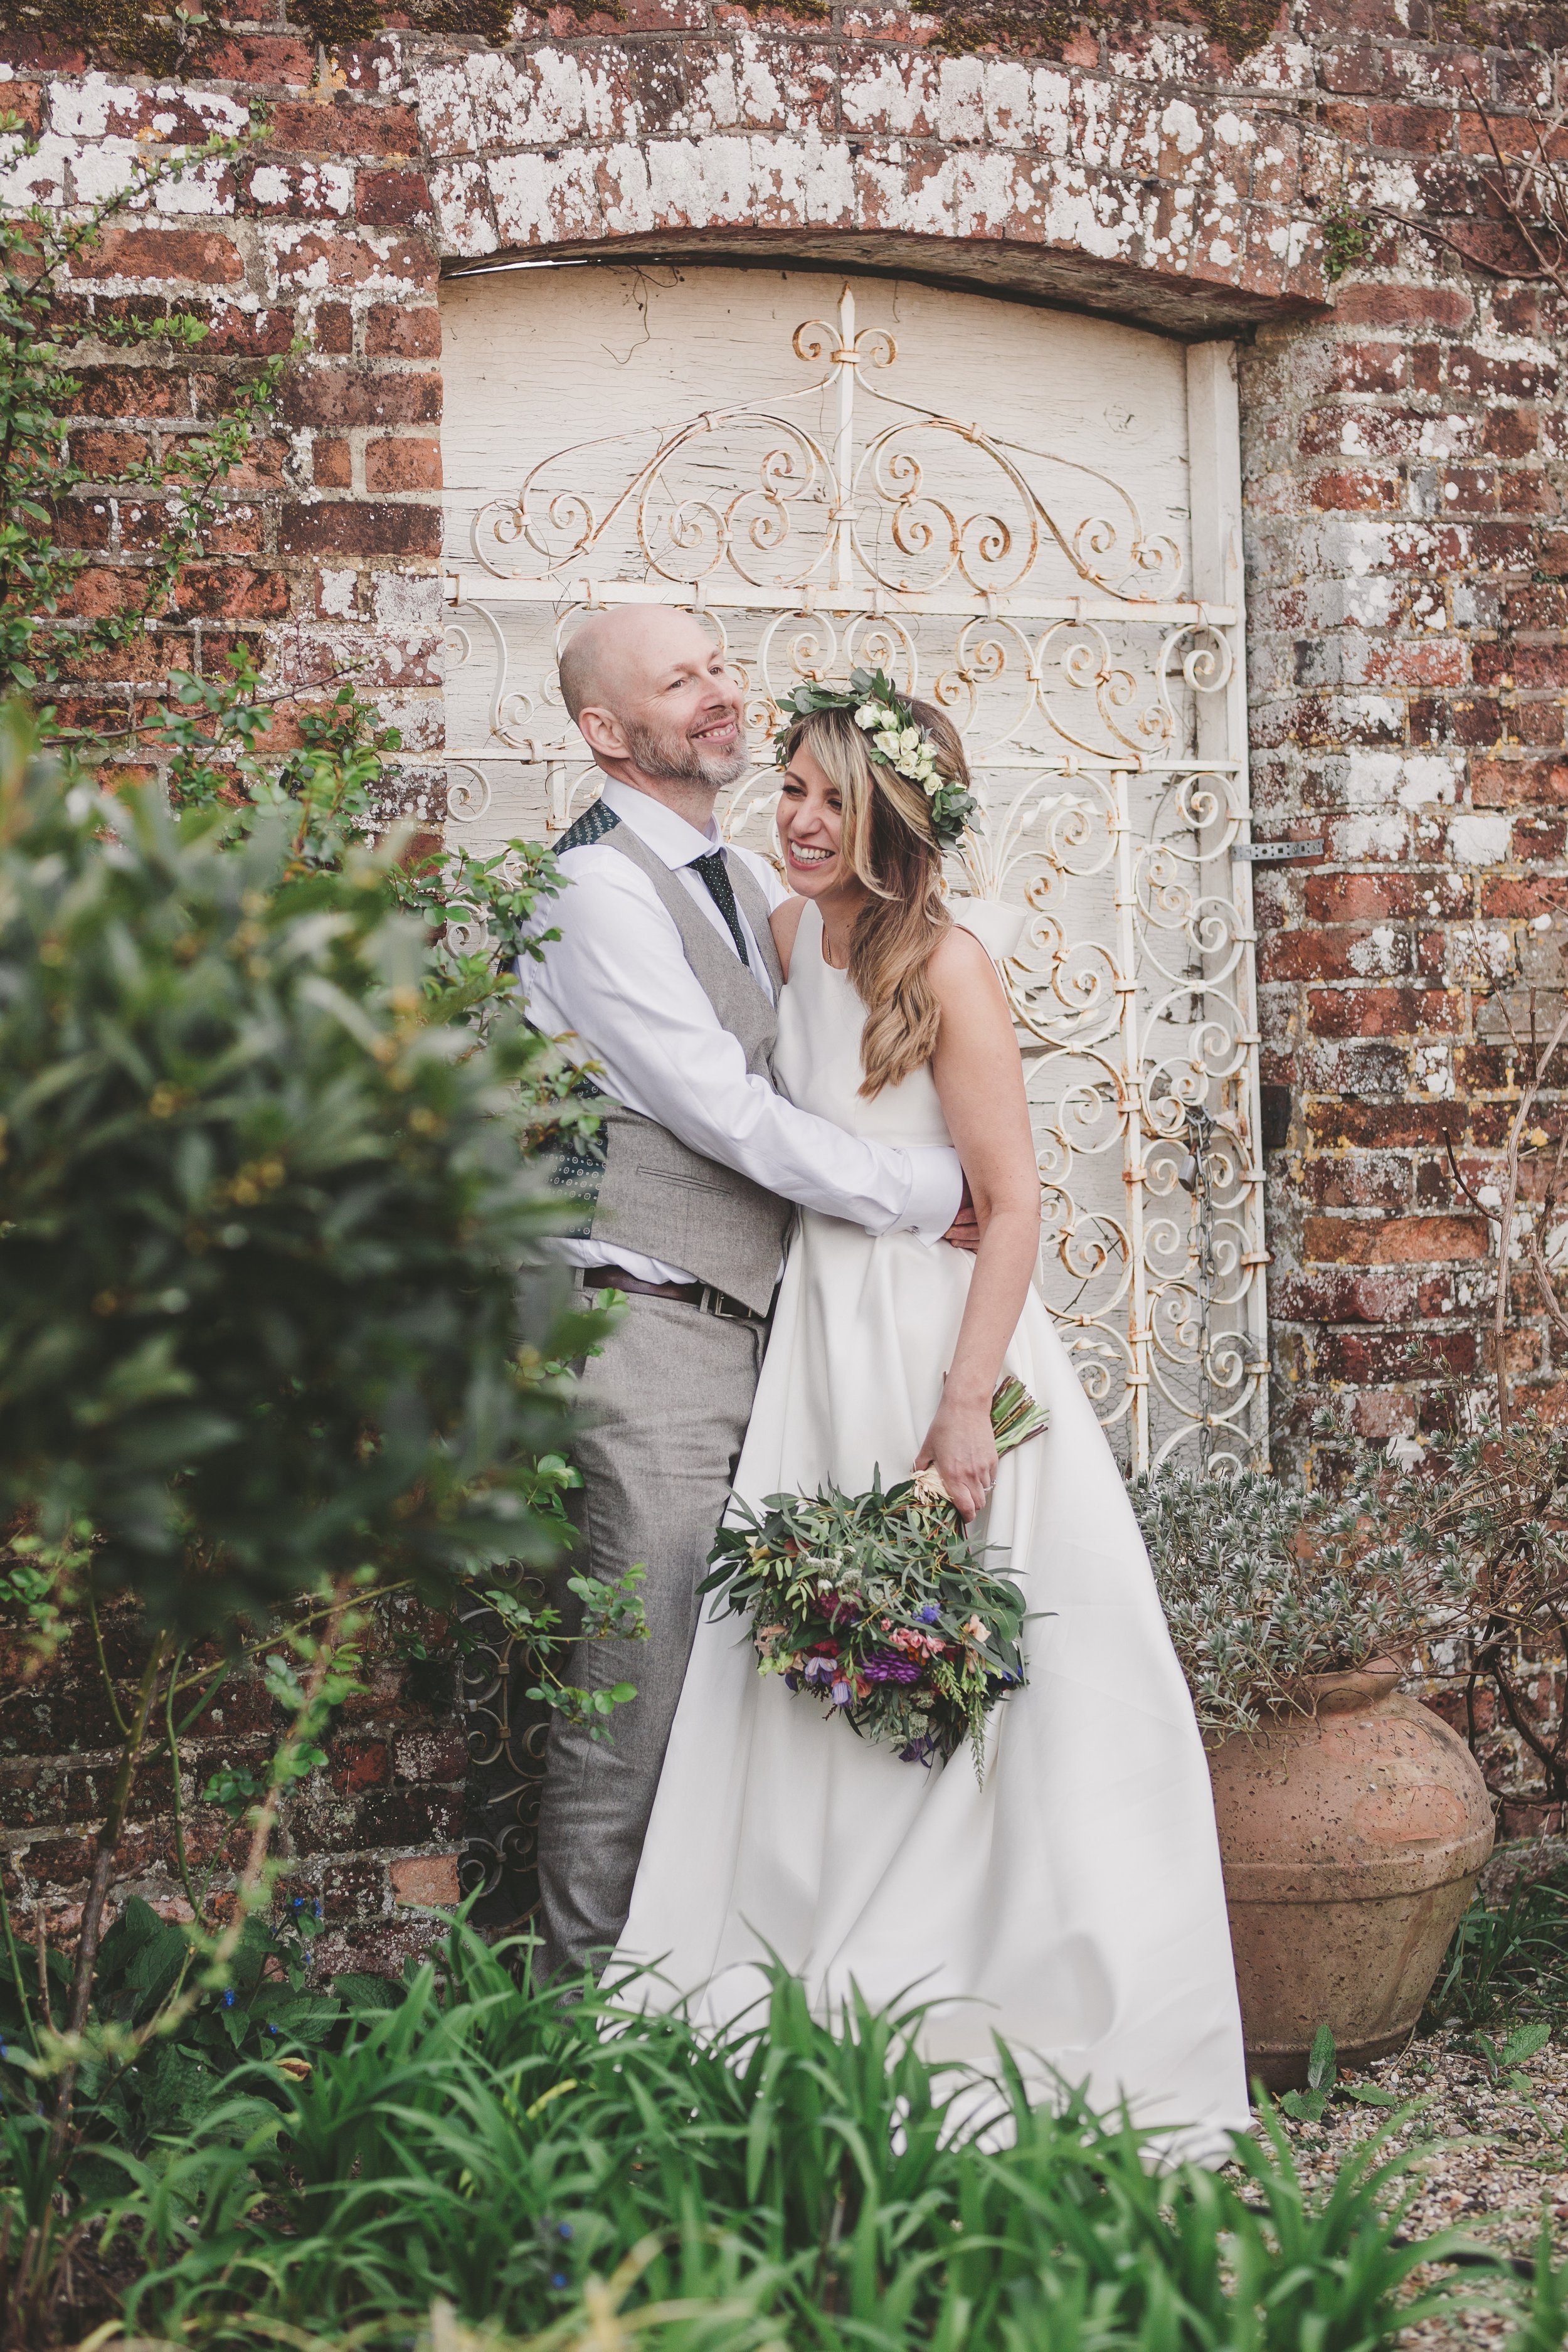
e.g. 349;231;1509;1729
440;262;1264;1472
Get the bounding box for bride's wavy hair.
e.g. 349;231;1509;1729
779;698;969;1099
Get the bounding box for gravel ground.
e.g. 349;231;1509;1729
1264;2025;1568;2346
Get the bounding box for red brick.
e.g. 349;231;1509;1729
70;228;245;286
1308;467;1402;511
1482;407;1540;459
365;304;440;358
356;169;433;226
263;101;420;158
73;368;189;420
191;31;315;82
195;307;299;359
270;233;438;294
1271;1267;1416;1323
1261;925;1412;983
330;1737;391;1796
1331;283;1474;330
121;499;265;556
313;437;352;488
1302;1214;1490;1265
315;303;354;357
1307;987;1463;1037
1314;1328;1478;1383
1449;347;1559;400
1301;872;1418;921
57;567;154;618
282;368;442;429
1473;755;1568;806
1367;102;1455;152
171;565;290;618
364;435;441;491
278;501;442;558
389;1852;460;1907
49;495;113;549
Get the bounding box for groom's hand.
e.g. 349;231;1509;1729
943;1180;982;1253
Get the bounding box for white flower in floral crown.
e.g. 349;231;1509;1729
874;729;903;760
855;702;886;732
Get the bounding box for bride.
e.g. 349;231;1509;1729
611;681;1249;2154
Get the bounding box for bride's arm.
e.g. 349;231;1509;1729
916;928;1042;1520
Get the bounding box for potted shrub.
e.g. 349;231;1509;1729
1130;1459;1493;2091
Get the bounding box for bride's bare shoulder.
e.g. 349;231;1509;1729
769;893;810;980
929;919;1008;1010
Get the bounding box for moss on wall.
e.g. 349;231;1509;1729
0;0;1298;78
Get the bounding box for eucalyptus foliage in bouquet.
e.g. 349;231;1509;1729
702;1379;1047;1771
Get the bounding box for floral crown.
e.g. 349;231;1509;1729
772;668;979;854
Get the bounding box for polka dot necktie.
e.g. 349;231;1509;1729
688;849;751;969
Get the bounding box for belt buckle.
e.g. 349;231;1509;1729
701;1285;737;1320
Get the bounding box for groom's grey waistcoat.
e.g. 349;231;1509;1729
545;800;791;1316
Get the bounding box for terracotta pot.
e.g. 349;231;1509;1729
1207;1663;1495;2091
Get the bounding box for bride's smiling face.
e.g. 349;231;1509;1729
776;743;856;901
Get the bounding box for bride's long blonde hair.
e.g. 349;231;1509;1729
779;698;970;1098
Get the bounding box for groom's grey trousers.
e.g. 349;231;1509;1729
535;1279;766;1978
529;808;787;1979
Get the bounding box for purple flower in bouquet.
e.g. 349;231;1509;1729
861;1648;924;1685
919;1604;941;1624
803;1655;838;1688
831;1679;852;1707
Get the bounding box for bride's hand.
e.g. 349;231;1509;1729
915;1392;999;1523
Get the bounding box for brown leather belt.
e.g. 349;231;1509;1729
581;1266;766;1324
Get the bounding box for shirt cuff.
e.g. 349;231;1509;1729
886;1145;965;1242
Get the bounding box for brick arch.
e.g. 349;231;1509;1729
412;33;1332;334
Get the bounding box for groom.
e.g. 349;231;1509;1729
527;604;971;1979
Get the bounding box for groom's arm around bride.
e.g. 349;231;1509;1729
524;606;972;1981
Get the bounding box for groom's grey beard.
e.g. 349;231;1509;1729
623;715;750;792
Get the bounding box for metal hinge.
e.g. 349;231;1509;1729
1232;839;1325;864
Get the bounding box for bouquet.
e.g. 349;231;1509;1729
701;1378;1049;1771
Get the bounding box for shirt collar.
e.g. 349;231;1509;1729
600;776;720;869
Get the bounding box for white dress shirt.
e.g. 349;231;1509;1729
522;778;965;1286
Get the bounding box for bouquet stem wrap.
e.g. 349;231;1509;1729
701;1378;1048;1771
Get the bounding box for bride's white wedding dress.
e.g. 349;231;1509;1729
612;903;1249;2154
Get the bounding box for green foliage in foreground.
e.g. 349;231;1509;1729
0;712;588;1629
64;1927;1513;2352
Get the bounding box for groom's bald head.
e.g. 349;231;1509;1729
559;607;711;720
559;607;748;801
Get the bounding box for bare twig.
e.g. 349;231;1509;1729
48;1625;173;2159
1370;62;1568;299
1491;1000;1568;1430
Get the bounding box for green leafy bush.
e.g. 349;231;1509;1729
0;709;585;1630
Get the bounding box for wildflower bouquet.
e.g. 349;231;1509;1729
701;1378;1048;1770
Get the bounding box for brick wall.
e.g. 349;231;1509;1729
3;0;1565;1948
1240;18;1568;1466
0;41;449;817
1;1596;472;1968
